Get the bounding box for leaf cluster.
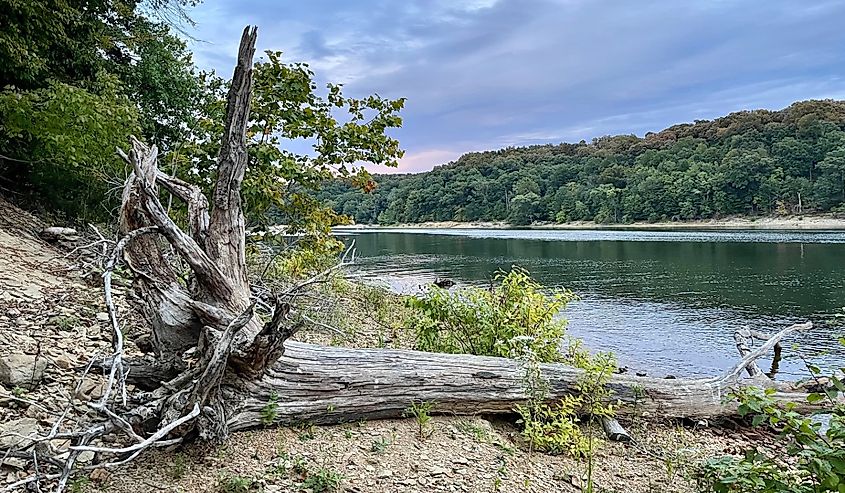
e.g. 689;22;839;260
696;354;845;493
408;266;576;363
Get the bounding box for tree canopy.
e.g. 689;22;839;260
0;0;403;232
320;100;845;225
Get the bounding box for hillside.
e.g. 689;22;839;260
320;100;845;225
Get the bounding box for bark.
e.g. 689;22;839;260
220;334;827;431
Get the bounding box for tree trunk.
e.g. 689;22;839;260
220;336;824;430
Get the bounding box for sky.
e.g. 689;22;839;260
183;0;845;174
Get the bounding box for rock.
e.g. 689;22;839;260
77;450;95;463
0;418;41;449
377;469;393;479
96;312;109;322
1;458;26;469
54;354;74;369
89;468;109;483
76;377;104;400
0;354;48;389
39;227;79;242
429;466;448;476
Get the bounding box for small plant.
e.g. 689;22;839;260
297;423;316;441
512;337;615;493
456;419;492;443
370;435;392;454
11;386;27;397
55;315;79;330
405;400;435;439
494;461;509;491
168;453;187;480
695;341;845;493
299;467;343;492
217;472;255;493
260;392;279;426
69;477;91;493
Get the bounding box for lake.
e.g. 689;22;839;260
339;228;845;379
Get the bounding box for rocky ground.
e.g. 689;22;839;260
0;197;772;492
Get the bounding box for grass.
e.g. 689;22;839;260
405;400;435;439
217;472;255;493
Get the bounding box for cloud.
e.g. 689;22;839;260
184;0;845;172
389;149;466;174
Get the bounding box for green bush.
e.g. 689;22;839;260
696;366;845;493
0;75;139;221
408;267;576;362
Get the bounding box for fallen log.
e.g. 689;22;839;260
223;321;823;430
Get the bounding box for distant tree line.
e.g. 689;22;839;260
318;100;845;225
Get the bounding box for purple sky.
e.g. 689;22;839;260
183;0;845;173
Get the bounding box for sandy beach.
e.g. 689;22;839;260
336;215;845;231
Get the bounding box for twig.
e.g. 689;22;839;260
71;404;200;456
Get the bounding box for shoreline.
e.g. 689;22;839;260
336;215;845;231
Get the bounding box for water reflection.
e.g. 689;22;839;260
343;229;845;378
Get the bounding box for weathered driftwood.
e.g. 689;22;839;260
601;417;632;443
222;323;822;430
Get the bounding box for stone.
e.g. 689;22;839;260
54;354;74;369
0;354;48;389
377;469;393;479
0;418;41;449
77;450;95;463
429;466;448;476
89;468;109;483
96;312;109;322
1;458;26;469
76;377;104;400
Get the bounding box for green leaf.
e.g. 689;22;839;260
807;393;825;404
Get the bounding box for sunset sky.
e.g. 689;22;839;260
183;0;845;173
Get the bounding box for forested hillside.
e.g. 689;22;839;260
321;100;845;225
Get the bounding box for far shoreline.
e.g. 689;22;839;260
335;214;845;231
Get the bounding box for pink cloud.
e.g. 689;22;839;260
377;148;463;174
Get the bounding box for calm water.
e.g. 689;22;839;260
340;228;845;378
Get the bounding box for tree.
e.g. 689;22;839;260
318;100;845;225
0;0;210;221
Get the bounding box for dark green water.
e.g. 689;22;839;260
340;228;845;378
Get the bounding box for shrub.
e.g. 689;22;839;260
696;360;845;493
0;75;139;221
408;266;576;363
